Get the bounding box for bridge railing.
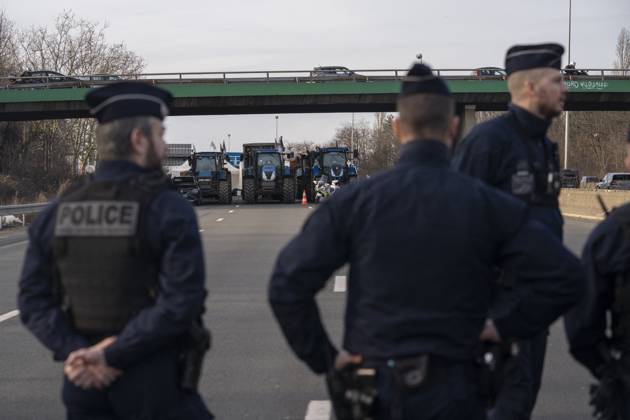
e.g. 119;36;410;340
0;68;627;89
0;202;48;229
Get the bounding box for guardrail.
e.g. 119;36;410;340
1;68;628;89
0;202;48;229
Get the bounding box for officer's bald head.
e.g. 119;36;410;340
395;93;456;142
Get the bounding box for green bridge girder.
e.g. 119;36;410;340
0;78;629;120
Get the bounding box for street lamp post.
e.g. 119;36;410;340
564;0;572;169
275;115;279;142
351;113;355;152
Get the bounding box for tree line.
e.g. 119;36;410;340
0;11;144;204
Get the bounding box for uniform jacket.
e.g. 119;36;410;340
565;206;630;377
18;160;207;369
452;103;563;238
269;139;584;374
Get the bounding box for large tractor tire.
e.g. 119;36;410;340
242;178;256;204
218;180;231;204
282;178;296;204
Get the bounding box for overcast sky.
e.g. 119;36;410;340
4;0;630;151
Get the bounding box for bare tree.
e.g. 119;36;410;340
0;11;18;81
332;119;373;159
614;27;630;75
15;10;146;174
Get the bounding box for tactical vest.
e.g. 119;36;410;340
509;114;561;208
610;204;630;350
53;170;170;336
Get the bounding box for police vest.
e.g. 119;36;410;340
610;204;630;349
53;170;170;336
509;114;561;208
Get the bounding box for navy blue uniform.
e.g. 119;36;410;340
453;104;563;419
18;160;212;419
269;140;583;420
565;208;630;376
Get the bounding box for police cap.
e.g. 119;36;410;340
86;82;173;123
400;63;451;98
505;43;565;76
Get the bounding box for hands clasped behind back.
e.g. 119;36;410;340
64;336;121;390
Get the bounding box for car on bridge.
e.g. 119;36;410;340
472;67;506;78
9;70;79;86
311;66;365;80
596;172;630;190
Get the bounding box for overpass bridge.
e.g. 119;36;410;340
0;68;628;121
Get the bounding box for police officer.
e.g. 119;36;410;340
453;43;568;420
268;64;584;420
565;126;630;419
18;82;214;419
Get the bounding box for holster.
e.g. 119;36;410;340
477;341;519;409
388;355;429;391
179;321;212;391
326;365;378;420
590;344;630;420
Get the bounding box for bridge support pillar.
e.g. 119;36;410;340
461;104;477;139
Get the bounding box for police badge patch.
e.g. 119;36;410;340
54;201;139;237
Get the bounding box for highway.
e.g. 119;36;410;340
0;205;597;419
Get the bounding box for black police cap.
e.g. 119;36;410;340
86;82;174;124
505;43;564;76
400;63;451;98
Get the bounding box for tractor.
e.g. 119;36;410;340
241;142;296;204
189;147;232;204
295;146;358;202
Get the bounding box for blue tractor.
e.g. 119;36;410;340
296;146;358;202
191;149;232;204
241;142;296;204
173;145;232;205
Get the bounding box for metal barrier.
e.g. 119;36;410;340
1;68;627;89
0;202;48;229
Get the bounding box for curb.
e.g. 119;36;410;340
562;213;605;221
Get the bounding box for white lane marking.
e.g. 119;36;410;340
0;239;29;250
0;310;19;324
308;206;313;209
216;218;224;222
304;400;331;420
228;210;234;214
562;212;604;221
199;229;205;233
235;205;240;208
333;276;347;292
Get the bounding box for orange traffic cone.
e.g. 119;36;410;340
301;190;308;206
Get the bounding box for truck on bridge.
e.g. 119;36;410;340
241;142;295;204
295;146;358;202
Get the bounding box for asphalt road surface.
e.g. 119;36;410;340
0;206;598;419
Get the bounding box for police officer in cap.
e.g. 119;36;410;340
565;125;630;419
18;82;214;419
453;43;568;420
268;63;583;420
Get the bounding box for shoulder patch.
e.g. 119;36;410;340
54;201;139;237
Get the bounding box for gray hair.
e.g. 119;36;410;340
95;116;155;160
